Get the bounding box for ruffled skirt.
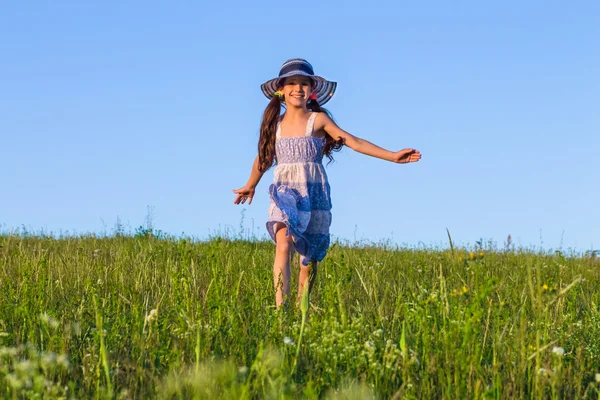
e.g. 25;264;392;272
266;163;332;266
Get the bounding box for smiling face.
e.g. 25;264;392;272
280;75;314;108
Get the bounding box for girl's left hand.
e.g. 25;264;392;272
392;148;422;164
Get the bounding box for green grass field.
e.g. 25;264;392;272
1;232;599;399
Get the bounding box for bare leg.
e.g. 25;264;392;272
297;260;318;303
273;223;294;309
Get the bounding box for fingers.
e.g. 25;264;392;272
233;193;253;205
398;148;420;157
234;193;245;205
240;196;253;205
394;148;422;163
407;154;421;163
404;148;422;162
233;186;250;204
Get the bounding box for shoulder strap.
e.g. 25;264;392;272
305;112;317;137
276;118;282;139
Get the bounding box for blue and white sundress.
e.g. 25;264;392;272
266;112;332;266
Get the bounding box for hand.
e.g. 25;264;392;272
233;185;256;205
392;148;422;164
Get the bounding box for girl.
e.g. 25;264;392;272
233;58;421;308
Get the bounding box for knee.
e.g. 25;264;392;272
276;235;293;254
301;262;318;275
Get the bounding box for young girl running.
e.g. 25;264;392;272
233;58;421;308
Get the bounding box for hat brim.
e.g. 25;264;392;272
261;71;337;106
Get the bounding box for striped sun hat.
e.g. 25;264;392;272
261;58;337;106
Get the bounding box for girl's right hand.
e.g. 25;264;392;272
232;185;256;205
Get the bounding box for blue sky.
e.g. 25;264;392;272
1;1;598;251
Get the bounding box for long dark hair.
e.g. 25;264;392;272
307;99;345;164
258;95;344;172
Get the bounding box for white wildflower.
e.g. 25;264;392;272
57;354;70;368
537;368;549;375
5;374;22;390
238;366;248;375
145;309;158;324
283;337;295;346
40;313;59;329
373;329;384;337
72;322;81;336
552;346;565;356
595;373;600;383
0;347;17;357
15;360;34;374
364;340;375;349
42;351;57;366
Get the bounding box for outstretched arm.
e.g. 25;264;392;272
320;114;422;164
233;156;264;205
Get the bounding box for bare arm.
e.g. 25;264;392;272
320;113;422;164
245;156;264;188
233;156;264;205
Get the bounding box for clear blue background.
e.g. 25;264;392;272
1;1;598;251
